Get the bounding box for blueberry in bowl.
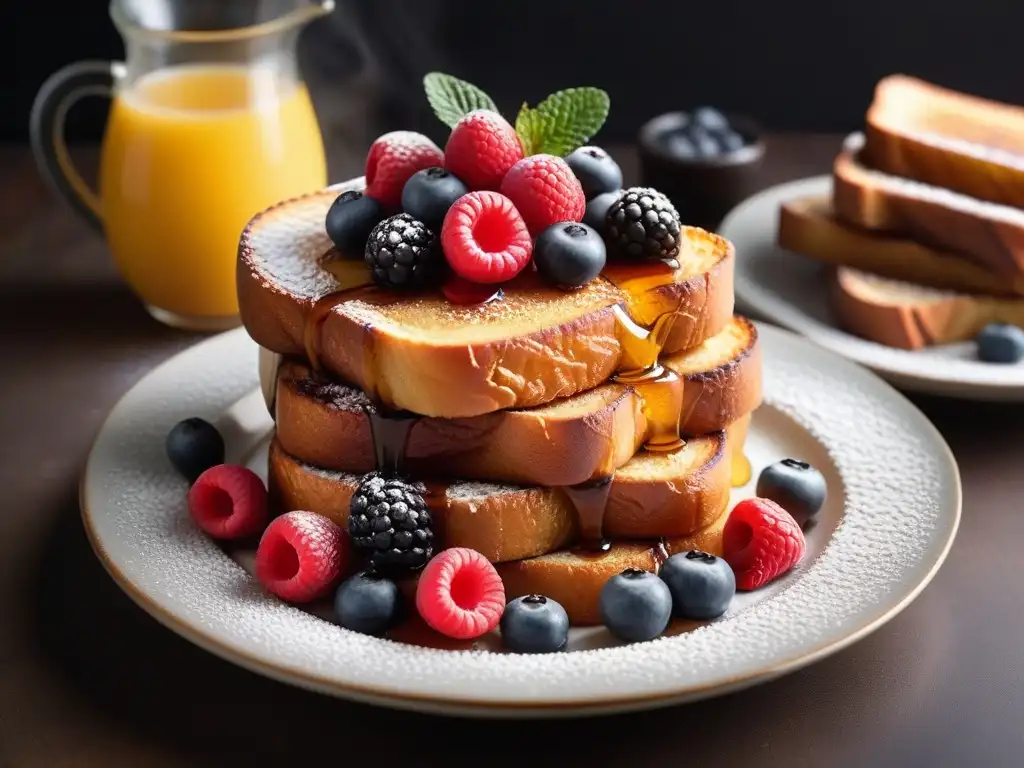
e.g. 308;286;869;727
638;108;765;231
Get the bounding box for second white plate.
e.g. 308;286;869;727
722;175;1024;401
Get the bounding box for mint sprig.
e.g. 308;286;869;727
423;72;498;129
423;73;610;157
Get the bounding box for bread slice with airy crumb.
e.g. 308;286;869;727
831;266;1024;349
267;415;750;565
238;186;735;418
273;316;762;487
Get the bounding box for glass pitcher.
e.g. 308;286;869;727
30;0;333;331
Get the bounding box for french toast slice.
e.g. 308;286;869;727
834;133;1024;279
831;266;1024;350
238;187;735;418
778;195;1024;296
864;75;1024;208
273;315;762;486
267;415;750;564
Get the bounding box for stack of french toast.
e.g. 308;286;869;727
238;189;762;626
778;75;1024;351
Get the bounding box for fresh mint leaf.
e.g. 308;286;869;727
530;87;610;157
423;72;499;128
514;102;543;156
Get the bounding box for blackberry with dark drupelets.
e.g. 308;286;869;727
605;187;682;260
348;472;434;573
364;213;443;290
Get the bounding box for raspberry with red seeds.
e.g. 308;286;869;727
444;110;524;191
365;131;444;209
441;191;533;284
415;548;505;640
255;511;348;603
499;154;586;236
187;464;268;540
722;497;806;591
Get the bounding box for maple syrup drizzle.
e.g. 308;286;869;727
731;452;753;488
651;539;670;570
562;477;613;552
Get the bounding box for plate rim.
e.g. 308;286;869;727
724;174;1024;400
79;324;962;717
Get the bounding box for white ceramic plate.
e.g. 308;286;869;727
723;175;1024;401
80;323;960;718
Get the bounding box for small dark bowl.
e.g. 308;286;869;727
638;111;766;232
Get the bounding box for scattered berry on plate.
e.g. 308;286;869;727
364;213;443;290
334;570;403;635
416;547;505;640
499;154;585;236
400;166;469;231
166;417;224;482
534;222;606;289
187;464;268;540
364;131;444;209
440;190;532;284
605;187;682;261
599;567;673;643
500;594;569;653
583;189;621;234
442;275;504;305
723;497;806;591
255;510;347;603
444;109;523;191
756;458;827;528
658;550;736;620
565;145;623;199
976;323;1024;364
691;106;730;133
325;190;383;255
348;472;434;573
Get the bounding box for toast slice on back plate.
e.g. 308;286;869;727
864;75;1024;209
833;133;1024;279
778;195;1024;296
268;414;750;564
273;315;762;487
238;186;735;418
831;266;1024;350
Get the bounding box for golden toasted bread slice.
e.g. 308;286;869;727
831;266;1024;350
238;187;734;418
864;75;1024;208
267;416;751;564
834;133;1024;279
778;195;1024;296
273;316;762;486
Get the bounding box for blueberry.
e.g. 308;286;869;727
716;130;746;153
976;323;1024;363
665;132;697;159
659;550;736;620
583;190;621;233
685;125;722;158
166;417;224;482
534;222;607;289
326;190;383;256
334;571;403;635
692;106;730;132
599;568;672;642
756;458;828;528
500;594;570;653
400;166;468;230
565;146;624;199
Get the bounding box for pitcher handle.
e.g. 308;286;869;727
29;60;122;233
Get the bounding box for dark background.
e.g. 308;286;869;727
7;0;1024;152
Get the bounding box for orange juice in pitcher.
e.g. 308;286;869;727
31;1;333;331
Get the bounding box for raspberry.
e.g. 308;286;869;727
722;498;806;591
440;191;533;284
444;110;524;191
415;548;505;640
255;511;348;603
365;131;444;209
500;154;586;236
187;464;268;540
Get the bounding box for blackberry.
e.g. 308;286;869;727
348;472;434;573
364;214;443;290
605;187;682;261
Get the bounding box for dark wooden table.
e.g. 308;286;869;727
2;136;1023;767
